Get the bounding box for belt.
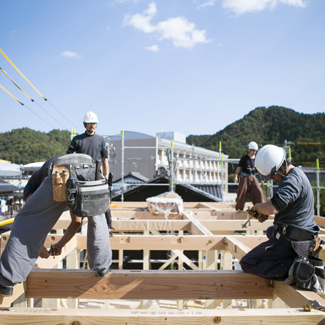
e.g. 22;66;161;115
274;223;319;242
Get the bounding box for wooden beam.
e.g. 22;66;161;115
201;219;273;232
111;220;192;232
25;270;273;300
223;236;251;260
111;210;183;220
0;283;25;308
78;234;225;251
273;281;325;308
183;211;213;235
1;307;324;324
35;237;77;269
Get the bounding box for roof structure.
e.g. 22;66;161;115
112;176;222;202
0;161;21;177
0;178;20;194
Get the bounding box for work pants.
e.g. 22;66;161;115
235;176;266;211
0;175;112;289
239;226;296;281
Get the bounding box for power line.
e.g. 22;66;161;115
0;48;81;132
0;84;55;129
47;99;80;132
1;67;69;130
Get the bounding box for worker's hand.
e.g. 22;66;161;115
234;176;238;184
251;204;262;219
39;246;50;259
261;180;264;186
49;243;63;256
105;174;109;183
258;215;268;223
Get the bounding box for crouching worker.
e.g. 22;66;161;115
240;145;325;293
0;154;112;297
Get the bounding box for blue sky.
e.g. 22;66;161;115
1;0;324;138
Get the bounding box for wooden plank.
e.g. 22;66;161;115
183;211;213;235
111;210;183;220
0;283;25;308
78;234;225;251
110;220;191;232
1;307;324;324
223;236;251;260
25;270;274;300
273;281;325;308
34;237;77;269
201;220;273;232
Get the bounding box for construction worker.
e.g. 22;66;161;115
240;145;324;292
67;111;113;230
0;154;112;297
234;141;266;210
67;111;109;182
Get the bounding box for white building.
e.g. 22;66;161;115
106;131;229;194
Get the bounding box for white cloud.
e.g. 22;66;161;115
222;0;307;15
197;0;218;9
145;44;159;52
61;51;81;59
124;2;210;49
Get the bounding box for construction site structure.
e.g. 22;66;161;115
1;201;325;324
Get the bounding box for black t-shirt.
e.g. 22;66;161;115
66;132;108;162
238;154;256;176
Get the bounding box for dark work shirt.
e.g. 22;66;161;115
271;167;316;232
238;154;256;176
66;132;108;162
23;156;60;200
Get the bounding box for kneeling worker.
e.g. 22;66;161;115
240;144;324;293
0;154;112;297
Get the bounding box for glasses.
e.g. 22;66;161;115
261;166;283;181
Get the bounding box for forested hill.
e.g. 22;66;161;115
1;106;324;166
187;106;325;167
0;128;70;164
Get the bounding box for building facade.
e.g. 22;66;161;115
106;131;229;194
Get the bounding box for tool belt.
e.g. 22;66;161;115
51;154;110;218
275;222;325;293
274;223;319;242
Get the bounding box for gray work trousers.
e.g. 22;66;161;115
0;175;112;288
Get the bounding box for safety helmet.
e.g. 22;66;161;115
255;145;286;178
83;111;98;124
248;141;258;151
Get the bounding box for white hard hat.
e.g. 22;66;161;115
248;141;258;151
83;111;98;123
255;145;286;178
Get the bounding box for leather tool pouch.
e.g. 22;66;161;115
51;154;110;217
293;258;315;286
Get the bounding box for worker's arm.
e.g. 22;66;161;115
234;166;241;184
251;200;278;222
49;211;82;256
102;156;109;183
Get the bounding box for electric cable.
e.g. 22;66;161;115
0;84;55;128
0;67;33;101
0;48;81;132
0;49;46;100
1;67;69;130
47;99;80;131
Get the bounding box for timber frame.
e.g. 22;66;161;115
1;201;325;324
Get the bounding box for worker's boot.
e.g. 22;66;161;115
0;283;13;297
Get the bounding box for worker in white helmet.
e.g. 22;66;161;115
234;141;266;210
67;111;109;182
240;145;324;293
